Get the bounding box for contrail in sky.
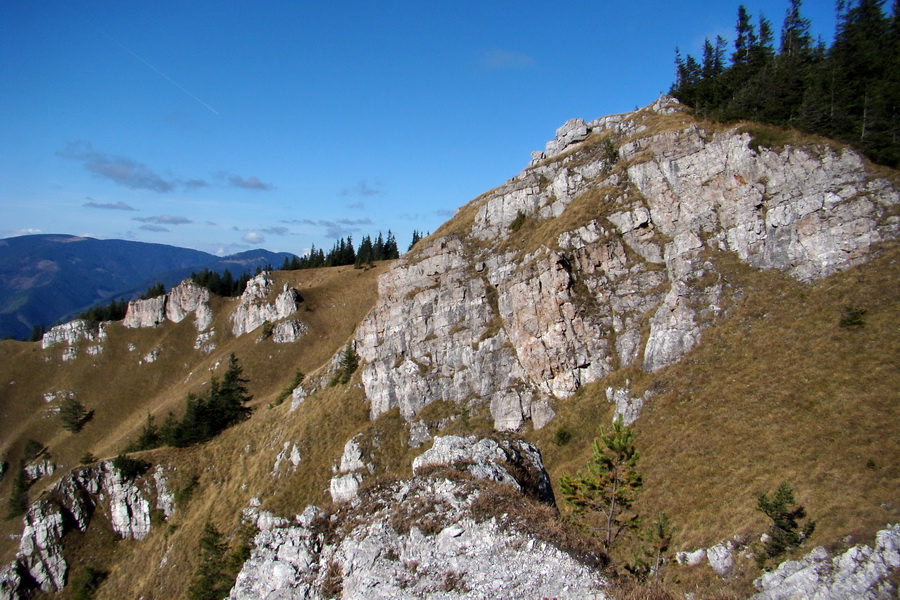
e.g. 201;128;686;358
75;11;220;115
109;38;220;115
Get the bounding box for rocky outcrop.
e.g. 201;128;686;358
124;279;212;331
123;295;166;328
0;461;167;597
272;441;302;475
752;524;900;599
230;273;302;337
676;538;739;576
412;435;555;505
229;439;602;600
41;320;107;350
165;279;212;331
329;435;371;503
606;385;651;426
357;96;899;431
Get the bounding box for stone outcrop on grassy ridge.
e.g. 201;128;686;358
123;279;212;331
229;436;604;600
752;523;900;600
40;320;108;361
0;462;169;598
356;96;899;431
229;272;303;338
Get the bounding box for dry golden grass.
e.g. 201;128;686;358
530;242;900;597
0;262;387;571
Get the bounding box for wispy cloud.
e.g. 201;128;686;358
83;199;136;211
184;179;209;189
134;215;193;225
226;174;275;190
262;226;291;236
242;232;265;244
7;228;43;237
59;141;188;193
138;224;169;232
277;217;371;239
341;180;383;197
479;49;536;70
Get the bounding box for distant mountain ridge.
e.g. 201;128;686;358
0;234;296;339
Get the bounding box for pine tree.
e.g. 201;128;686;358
559;417;643;552
187;523;232;600
408;230;422;251
780;0;812;58
60;396;92;433
756;482;816;564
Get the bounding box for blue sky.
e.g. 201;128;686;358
1;1;837;257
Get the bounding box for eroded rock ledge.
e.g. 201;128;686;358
356;96;899;432
229;436;604;600
0;461;169;598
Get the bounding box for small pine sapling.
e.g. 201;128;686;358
559;417;643;552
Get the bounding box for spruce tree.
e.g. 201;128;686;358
559;417;643;552
756;482;816;564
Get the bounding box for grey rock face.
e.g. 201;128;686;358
605;386;649;426
329;435;371;503
165;279;212;331
753;524;900;600
41;320;107;350
271;319;307;343
272;441;302;475
123;279;213;332
123;295;166;328
229;439;602;600
412;435;555;506
0;562;23;600
545;118;590;158
356;96;897;431
0;461;167;597
230;274;301;337
23;460;56;482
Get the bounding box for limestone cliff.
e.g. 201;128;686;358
356;96;898;431
123;279;212;331
0;461;169;598
229;272;303;339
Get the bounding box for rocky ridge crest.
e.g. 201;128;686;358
356;96;898;432
229;436;604;600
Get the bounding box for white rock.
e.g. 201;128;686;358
753;524;900;599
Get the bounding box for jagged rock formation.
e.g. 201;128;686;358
229;437;603;600
230;272;302;337
412;435;555;505
123;279;212;331
329;435;371;503
0;461;168;598
40;320;106;350
752;524;900;599
356;96;899;431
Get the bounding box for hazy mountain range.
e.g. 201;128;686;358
0;234;295;339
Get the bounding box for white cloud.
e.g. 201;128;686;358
242;231;265;244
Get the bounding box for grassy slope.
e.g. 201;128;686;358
529;243;900;596
0;263;388;575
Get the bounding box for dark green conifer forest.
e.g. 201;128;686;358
670;0;899;167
